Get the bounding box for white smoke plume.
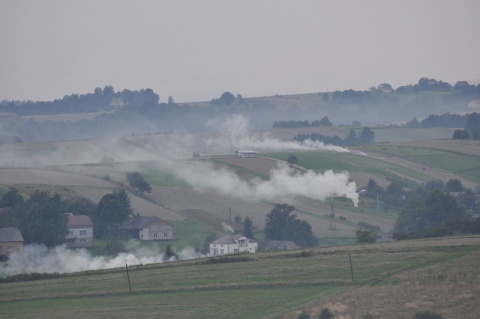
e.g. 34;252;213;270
221;222;235;233
0;241;204;277
173;162;359;207
205;114;351;153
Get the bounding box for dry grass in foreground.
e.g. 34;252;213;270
282;237;480;319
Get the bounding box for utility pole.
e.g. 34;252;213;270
125;263;132;293
349;254;354;282
330;205;336;230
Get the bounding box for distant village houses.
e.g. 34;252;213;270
210;234;257;255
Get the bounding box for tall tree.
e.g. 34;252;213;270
358;127;375;144
464;112;480;139
264;204;295;241
0;187;24;209
18;191;67;247
126;171;152;195
393;190;468;239
242;216;254;239
96;189;134;247
345;128;358;145
220;91;235;105
264;204;317;247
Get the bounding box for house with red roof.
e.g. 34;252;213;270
0;227;24;260
65;214;94;248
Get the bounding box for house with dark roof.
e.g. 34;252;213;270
65;214;94;248
120;216;174;241
209;234;257;256
0;227;24;259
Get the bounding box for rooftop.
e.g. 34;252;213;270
0;227;24;242
211;233;256;245
67;214;93;227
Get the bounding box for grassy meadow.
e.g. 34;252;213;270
353;144;480;184
1;236;479;319
262;150;431;185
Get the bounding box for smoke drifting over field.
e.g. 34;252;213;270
0;114;351;167
174;162;359;207
0;241;203;277
205;114;350;154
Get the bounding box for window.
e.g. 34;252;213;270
238;239;247;247
164;233;168;237
154;233;158;238
79;239;87;243
67;231;73;236
7;246;14;252
79;230;87;236
234;249;239;253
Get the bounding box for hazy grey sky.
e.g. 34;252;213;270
1;0;479;102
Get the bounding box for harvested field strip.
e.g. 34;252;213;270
209;157;272;179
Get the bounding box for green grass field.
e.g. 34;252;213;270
263;151;431;184
1;236;479;319
356;144;480;184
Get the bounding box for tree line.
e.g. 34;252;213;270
0;86;160;116
361;177;480;240
293;127;375;145
272;117;332;128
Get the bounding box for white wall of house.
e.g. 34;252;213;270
209;238;258;256
66;226;94;247
139;225;174;240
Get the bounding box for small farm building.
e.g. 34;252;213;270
210;234;257;256
235;150;256;158
65;214;94;248
120;216;174;241
0;227;24;259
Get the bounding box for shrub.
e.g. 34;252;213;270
412;310;443;319
355;228;377;243
298;312;310;319
318;307;334;319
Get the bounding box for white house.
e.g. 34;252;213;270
209;234;258;256
65;214;94;248
235;150;256;158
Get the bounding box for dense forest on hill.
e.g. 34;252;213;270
0;78;480;143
